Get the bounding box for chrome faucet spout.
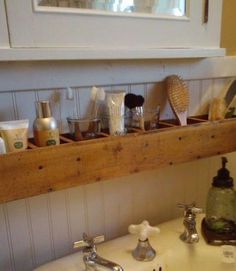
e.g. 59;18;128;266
181;216;199;243
74;233;124;271
84;253;124;271
178;203;202;244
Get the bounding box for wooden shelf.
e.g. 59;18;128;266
1;115;236;204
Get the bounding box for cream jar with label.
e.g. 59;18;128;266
0;119;29;153
33;101;60;147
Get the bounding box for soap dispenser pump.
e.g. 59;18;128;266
202;157;236;245
128;220;160;261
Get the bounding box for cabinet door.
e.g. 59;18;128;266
0;0;10;48
5;0;223;57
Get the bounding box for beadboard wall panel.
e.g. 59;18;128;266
1;57;236;92
0;93;15;121
66;186;87;250
28;195;54;267
0;72;236;270
0;205;12;271
5;200;34;271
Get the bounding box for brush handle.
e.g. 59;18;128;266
177;111;187;126
209;98;226;121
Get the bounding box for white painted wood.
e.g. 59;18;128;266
66;186;87;249
28;195;54;267
198;79;213;115
0;92;15;120
116;178;133;236
0;0;10;48
143;171;163;225
188;80;202;116
111;84;129;93
84;183;105;237
48;191;71;258
103;179;123;240
146;82;175;120
164;164;186;219
130;84;145;96
77;87;93;119
194;157;212;210
59;88;78;132
4;0;223;59
0;47;226;61
1;57;236;93
14;91;37;137
6;200;34;271
0;205;12;271
131;174;150;224
226;152;236;182
211;78;228;98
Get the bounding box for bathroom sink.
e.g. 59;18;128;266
34;215;236;271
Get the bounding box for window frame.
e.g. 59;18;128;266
3;0;224;60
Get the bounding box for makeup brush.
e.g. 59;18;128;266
125;93;137;109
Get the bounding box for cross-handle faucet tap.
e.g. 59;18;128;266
73;233;124;271
178;203;202;244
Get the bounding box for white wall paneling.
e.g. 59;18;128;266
0;0;9;48
27;195;54;267
5;200;34;271
0;92;15;121
0;57;236;92
1;78;232;135
0;205;12;271
1;59;236;270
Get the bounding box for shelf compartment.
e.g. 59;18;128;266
1;116;236;204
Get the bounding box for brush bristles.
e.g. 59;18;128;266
166;75;189;113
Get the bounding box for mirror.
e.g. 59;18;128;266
38;0;186;17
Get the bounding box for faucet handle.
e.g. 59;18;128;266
177;202;202;217
128;220;160;241
73;233;105;249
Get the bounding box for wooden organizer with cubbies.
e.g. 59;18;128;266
1;115;236;204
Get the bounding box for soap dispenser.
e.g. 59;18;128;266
202;157;236;245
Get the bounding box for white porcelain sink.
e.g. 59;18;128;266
34;215;236;271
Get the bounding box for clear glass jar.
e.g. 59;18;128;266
206;186;236;233
205;157;236;234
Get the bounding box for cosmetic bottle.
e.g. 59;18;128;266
33;101;60;147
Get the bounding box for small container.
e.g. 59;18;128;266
0;120;29;152
106;91;125;136
33;101;60;147
125;106;160;131
67;117;101;141
144;107;160;131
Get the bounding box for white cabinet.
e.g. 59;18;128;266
2;0;225;60
0;0;10;48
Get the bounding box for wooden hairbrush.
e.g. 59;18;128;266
208;78;236;120
165;75;189;126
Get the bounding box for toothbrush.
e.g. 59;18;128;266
90;86;105;119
